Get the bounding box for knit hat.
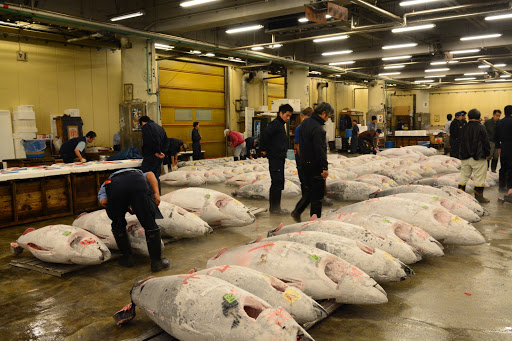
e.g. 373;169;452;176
224;129;229;136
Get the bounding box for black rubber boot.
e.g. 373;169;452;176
270;190;289;215
458;184;466;192
474;187;490;204
234;156;239;161
145;228;170;272
499;175;507;192
491;159;498;173
113;230;134;267
487;159;490;170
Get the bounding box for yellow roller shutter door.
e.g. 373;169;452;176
267;75;285;110
159;60;226;158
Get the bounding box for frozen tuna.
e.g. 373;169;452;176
268;220;421;264
116;275;314;340
10;225;111;264
326;180;380;201
160;171;206;186
207;241;388;304
161;188;255;227
155;201;213;238
193;265;327;324
334;197;485;245
225;172;268;187
355;174;398;189
325;212;444;258
233;179;300;200
262;231;413;283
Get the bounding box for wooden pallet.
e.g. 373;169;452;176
9;254;119;277
125;299;341;340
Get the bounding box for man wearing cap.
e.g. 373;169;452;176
450;111;466;159
359;129;382;154
458;109;491;203
291;102;333;221
224;128;246;161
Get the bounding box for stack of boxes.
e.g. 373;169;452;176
12;105;37;158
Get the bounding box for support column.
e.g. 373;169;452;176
286;66;310;109
368;80;386;128
414;90;430;130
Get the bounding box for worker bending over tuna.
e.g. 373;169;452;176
59;131;96;163
98;168;170;272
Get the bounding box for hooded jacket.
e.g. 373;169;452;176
299;114;328;171
260;115;288;159
459;120;490;160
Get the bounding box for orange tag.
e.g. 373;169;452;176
104;180;112;185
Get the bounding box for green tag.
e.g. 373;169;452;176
383;218;391;223
433;196;439;200
310;254;321;262
205;194;211;199
223;294;237;303
63;231;71;236
422;205;429;209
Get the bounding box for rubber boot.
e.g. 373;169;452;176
458;184;466;192
491;159;498;173
499;175;507;193
145;228;170;272
474;187;490;204
270;190;289;215
233;156;239;161
487;159;490;170
113;230;134;267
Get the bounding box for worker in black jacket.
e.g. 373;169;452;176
139;116;168;193
60;131;96;163
449;111;466;159
260;103;293;214
291;102;334;221
495;105;512;192
458;109;491;203
192;121;201;160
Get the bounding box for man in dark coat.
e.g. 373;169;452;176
458;109;491;203
450;111;465;159
192;121;201;160
484;109;501;172
359;129;382;154
495;105;512;192
291;102;334;221
163;138;187;172
260;103;293;214
139;116;168;193
60;131;96;163
351;120;359;154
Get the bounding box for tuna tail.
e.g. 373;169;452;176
10;242;24;255
267;223;284;237
113;302;136;326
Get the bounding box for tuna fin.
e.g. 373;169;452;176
10;242;24;255
113;302;136;326
247;235;263;244
188;268;197;274
22;228;35;235
309;215;318;221
267;223;284;237
212;248;228;260
232;191;237;197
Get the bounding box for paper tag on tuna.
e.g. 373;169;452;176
63;231;71;236
283;288;300;304
452;216;461;222
223;294;237;304
382;252;395;261
433;196;439;200
421;205;429;209
310;254;321;262
204;194;210;199
383;218;391;223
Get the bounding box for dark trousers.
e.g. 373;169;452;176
268;158;285;192
351;136;359;154
450;137;460;159
61;153;76;163
292;164;325;218
295;153;305;191
359;139;374;155
105;172;160;236
499;150;512;189
141;154;163;179
193;143;201;160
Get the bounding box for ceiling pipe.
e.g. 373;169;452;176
478;59;512;77
0;2;416;86
350;0;402;22
238;62;272;69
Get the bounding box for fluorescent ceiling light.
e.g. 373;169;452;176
226;25;263;34
313;35;349;43
382;55;412;61
384;65;405;69
379;72;401;76
181;0;217;7
329;61;355;66
487;79;512;82
382;43;418;50
309;71;322;75
392;24;435;33
501;74;511;78
494;64;507;67
485;13;512;21
448;60;459;64
464;72;485;76
326;15;332;19
460;33;502;41
110;11;144;21
425;74;446;78
400;0;443;6
251;46;264;51
268;44;282;48
450;49;480;55
455;77;476;81
430;61;446;65
415;79;434;83
204;53;215;57
0;20;20;27
154;43;174;51
425;68;449;72
298;17;308;23
190;50;202;54
322;50;353;56
478;65;491;69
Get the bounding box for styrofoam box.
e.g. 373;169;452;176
13;119;37;133
64;109;80;117
13;139;26;158
13;132;36;139
15;105;34;111
12;111;36;120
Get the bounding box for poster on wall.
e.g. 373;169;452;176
434;115;440;122
67;125;79;139
132;108;142;131
377;115;384;123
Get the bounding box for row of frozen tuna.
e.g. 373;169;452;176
9;188;258;265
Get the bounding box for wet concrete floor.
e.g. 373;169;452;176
0;175;511;340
